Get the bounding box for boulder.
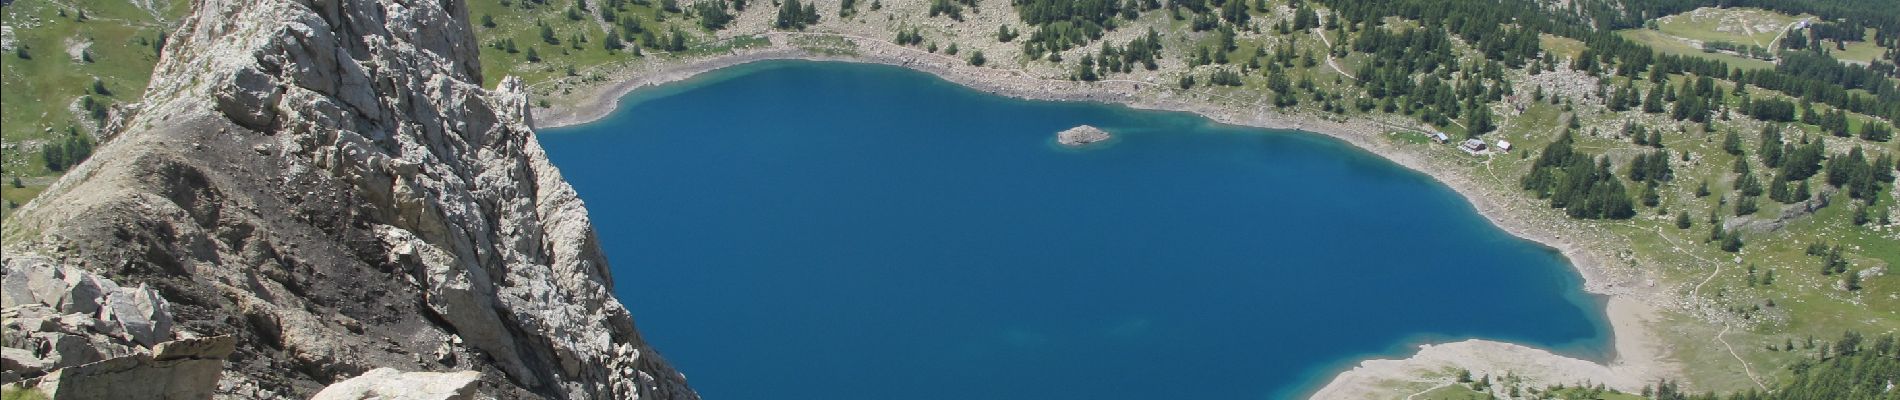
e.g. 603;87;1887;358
1;267;38;307
3;258;175;348
98;284;173;347
1;305;134;383
5;259;108;315
2;259;178;384
153;336;236;362
2;347;52;376
32;336;235;400
45;333;104;367
310;368;481;400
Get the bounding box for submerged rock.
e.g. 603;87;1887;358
1056;125;1113;147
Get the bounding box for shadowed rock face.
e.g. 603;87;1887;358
2;0;695;398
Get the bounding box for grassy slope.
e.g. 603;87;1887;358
1406;373;1650;399
1829;28;1885;65
468;0;653;89
1499;72;1898;390
1272;9;1895;391
0;0;670;218
1616;29;1776;70
1539;35;1587;60
0;0;187;218
1418;383;1498;400
1615;7;1805;70
464;0;777;89
1654;7;1801;48
1617;7;1895;70
0;387;47;400
1396;67;1895;390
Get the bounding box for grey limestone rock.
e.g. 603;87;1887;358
310;368;481;400
2;0;695;398
30;336;237;400
2;258;172;380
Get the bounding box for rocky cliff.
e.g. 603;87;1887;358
1;0;695;398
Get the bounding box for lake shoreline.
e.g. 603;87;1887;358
532;32;1678;398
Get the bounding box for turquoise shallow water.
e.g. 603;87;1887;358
541;61;1611;400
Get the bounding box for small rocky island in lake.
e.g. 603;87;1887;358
1056;125;1113;147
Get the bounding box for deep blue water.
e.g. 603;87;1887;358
541;61;1611;400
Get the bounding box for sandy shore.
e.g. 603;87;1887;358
1310;297;1676;399
532;32;1678;398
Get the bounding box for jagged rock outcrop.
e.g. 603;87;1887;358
3;257;176;346
1728;188;1832;232
1;0;695;398
2;258;177;382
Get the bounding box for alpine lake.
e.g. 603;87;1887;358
541;60;1611;400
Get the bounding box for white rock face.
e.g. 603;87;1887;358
1057;125;1113;146
311;368;480;400
2;0;695;398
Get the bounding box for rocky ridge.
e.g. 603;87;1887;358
1;0;694;398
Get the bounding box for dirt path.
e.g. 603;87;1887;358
1312;10;1357;81
1667;226;1769;391
1404;382;1458;400
1766;18;1812;55
1717;324;1768;391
